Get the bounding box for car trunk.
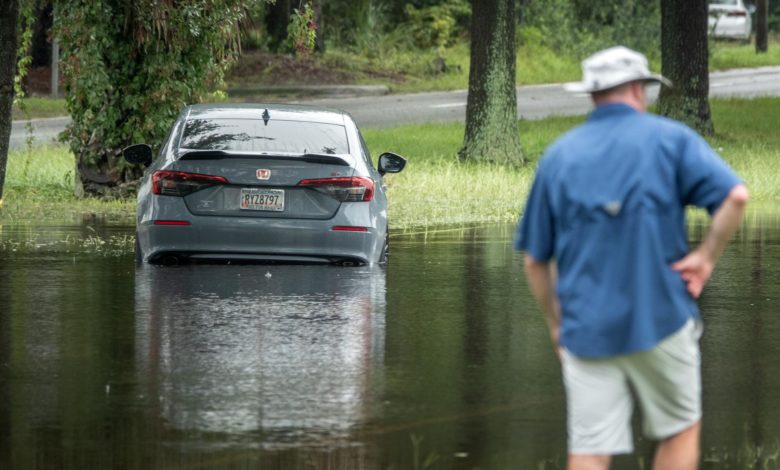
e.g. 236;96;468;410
171;154;355;220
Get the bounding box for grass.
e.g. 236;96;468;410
364;98;780;230
710;35;780;70
0;145;135;224
2;98;779;231
11;97;68;121
0;232;135;257
708;97;780;204
362;116;582;229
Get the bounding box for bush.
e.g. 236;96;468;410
518;0;660;61
403;0;471;51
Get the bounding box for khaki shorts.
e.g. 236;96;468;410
560;319;702;455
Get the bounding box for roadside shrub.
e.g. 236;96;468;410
518;0;660;61
403;0;471;51
239;2;271;51
287;2;317;57
56;0;267;197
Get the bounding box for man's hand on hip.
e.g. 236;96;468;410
673;184;749;299
672;250;714;299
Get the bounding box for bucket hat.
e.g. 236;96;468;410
563;46;672;93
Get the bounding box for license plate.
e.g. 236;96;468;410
239;188;284;211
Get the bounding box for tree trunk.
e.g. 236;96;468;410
0;0;20;206
265;0;292;51
657;0;714;135
313;0;325;53
31;2;53;67
756;0;768;53
459;0;524;165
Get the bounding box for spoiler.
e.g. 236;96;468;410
177;150;352;166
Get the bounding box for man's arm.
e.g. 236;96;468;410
524;255;561;352
672;184;749;298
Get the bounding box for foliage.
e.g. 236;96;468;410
14;1;36;107
765;0;780;31
321;0;371;47
239;1;271;50
519;0;661;61
55;0;268;197
403;0;470;51
287;2;317;57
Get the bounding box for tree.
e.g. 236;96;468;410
56;0;268;197
458;0;523;165
30;1;52;67
657;0;714;135
322;0;370;46
265;0;292;51
0;0;20;208
756;0;768;53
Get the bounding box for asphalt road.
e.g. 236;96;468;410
10;66;780;149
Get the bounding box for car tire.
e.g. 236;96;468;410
379;233;389;264
134;233;143;265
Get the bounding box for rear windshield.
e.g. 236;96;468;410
180;118;349;155
710;0;738;5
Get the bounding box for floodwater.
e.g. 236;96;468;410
1;216;780;469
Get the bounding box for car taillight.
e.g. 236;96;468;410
727;10;747;16
332;226;369;232
297;177;375;202
152;170;228;196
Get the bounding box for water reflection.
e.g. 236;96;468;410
2;215;780;469
134;264;386;445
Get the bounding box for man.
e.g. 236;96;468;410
515;46;749;470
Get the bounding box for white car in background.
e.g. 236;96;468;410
708;0;753;40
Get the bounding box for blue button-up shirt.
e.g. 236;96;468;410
515;103;741;358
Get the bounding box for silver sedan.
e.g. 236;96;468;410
124;104;406;265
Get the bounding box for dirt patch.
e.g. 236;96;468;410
22;51;410;97
228;51;358;86
227;50;410;87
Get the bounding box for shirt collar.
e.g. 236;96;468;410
588;103;640;122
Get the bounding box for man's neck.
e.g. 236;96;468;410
592;83;647;112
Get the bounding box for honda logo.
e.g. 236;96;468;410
256;169;271;180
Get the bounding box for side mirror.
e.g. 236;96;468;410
123;144;153;167
747;4;756;14
378;152;407;176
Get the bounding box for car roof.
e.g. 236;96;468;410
184;103;350;126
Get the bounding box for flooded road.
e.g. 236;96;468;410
1;217;780;469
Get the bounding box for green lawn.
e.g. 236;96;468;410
363;97;780;230
2;97;778;229
710;37;780;70
11;97;68;121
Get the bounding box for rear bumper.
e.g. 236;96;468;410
708;18;751;39
138;215;379;265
